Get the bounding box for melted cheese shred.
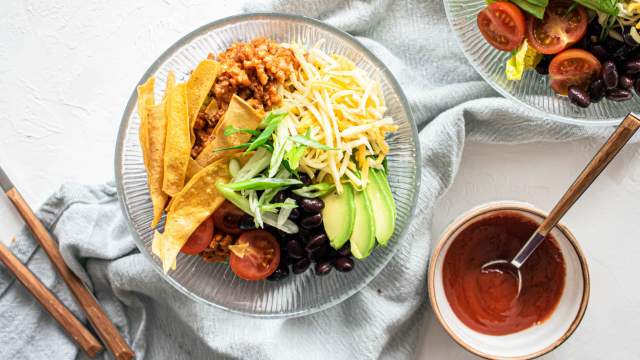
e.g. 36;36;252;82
280;43;398;192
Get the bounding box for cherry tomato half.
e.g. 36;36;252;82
212;201;245;235
477;2;526;52
180;217;214;255
229;230;280;281
526;3;587;55
549;48;602;95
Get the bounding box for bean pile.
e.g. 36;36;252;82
538;20;640;108
263;175;356;281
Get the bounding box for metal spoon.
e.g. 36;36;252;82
482;113;640;296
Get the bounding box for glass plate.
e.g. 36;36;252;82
115;13;420;318
444;0;633;126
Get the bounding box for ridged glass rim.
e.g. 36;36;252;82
443;1;619;127
114;12;421;318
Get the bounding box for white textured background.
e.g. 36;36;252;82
1;1;640;359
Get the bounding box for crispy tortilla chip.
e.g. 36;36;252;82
204;97;218;118
195;94;262;167
162;80;190;196
137;77;155;169
186;158;203;183
187;60;220;146
147;103;169;227
153;160;229;272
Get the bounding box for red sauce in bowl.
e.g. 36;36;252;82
442;210;565;336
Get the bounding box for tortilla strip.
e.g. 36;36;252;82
136;77;155;169
153;160;229;272
147;103;169;227
186;158;203;183
195;94;262;167
187;60;220;146
162;81;191;196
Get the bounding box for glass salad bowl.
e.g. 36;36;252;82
115;13;420;317
444;0;637;126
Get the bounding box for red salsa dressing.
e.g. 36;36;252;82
443;211;566;336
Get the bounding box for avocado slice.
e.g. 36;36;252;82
366;169;396;246
322;183;355;249
350;189;376;259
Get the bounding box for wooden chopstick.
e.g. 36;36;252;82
0;242;103;357
0;166;134;360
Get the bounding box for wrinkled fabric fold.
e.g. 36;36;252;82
0;0;614;359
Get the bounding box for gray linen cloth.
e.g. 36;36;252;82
0;0;610;359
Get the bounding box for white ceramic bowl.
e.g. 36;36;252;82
429;202;590;359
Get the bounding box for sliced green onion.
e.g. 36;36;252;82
216;182;299;233
260;201;298;213
228;158;240;178
292;183;336;198
234;147;271;182
277;198;297;226
224;125;260;136
227;177;302;191
289;135;336;150
245;112;287;154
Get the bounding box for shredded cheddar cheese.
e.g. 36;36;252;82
279;42;398;192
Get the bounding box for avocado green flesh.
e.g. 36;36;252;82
350;190;376;259
366;169;396;246
322;184;355;250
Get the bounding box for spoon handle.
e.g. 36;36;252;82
540;113;640;234
512;113;640;268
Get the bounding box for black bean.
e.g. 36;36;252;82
334;257;354;272
307;233;328;248
635;79;640;96
623;59;640;74
301;213;323;229
589;44;609;62
287;240;305;259
606;88;633;101
299;198;325;213
337;243;352;257
238;215;256;230
589;79;606;103
535;55;552;75
602;61;619;89
620;75;635;90
267;263;290;281
568;86;591;108
292;258;311;274
288;208;301;221
315;260;333;276
273;191;287;204
298;173;312;186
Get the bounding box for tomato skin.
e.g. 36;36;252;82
549;49;602;95
526;4;587;55
181;217;214;255
212;201;245;235
477;2;526;52
229;230;280;281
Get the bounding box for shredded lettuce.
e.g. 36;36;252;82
505;40;542;81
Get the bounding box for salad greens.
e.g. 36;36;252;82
510;0;546;18
574;0;619;16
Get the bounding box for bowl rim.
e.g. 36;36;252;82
428;201;590;360
442;1;618;127
114;12;421;318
